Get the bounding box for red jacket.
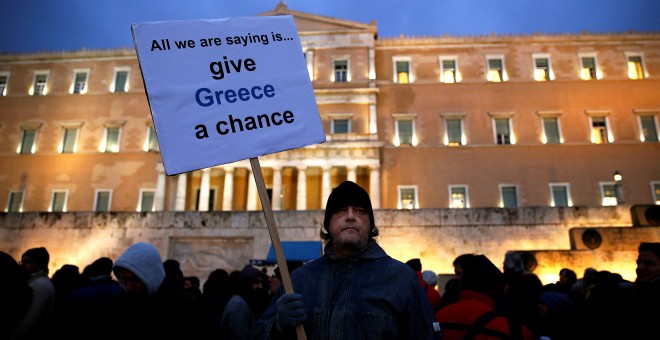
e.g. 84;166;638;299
435;290;533;340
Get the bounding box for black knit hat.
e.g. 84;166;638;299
323;181;375;231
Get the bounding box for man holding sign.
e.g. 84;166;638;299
252;181;441;339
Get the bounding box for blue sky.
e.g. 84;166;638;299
1;0;659;53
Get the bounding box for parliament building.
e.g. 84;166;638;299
1;3;659;214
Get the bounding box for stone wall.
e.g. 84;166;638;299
2;205;656;285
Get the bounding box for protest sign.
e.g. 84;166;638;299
131;15;325;175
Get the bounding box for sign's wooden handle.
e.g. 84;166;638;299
250;157;307;340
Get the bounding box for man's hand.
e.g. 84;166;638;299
276;293;305;329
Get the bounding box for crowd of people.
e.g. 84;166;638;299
1;180;658;339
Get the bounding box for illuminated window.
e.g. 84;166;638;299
144;126;160;152
440;57;459;83
395;119;415;146
18;128;38;154
486;57;505;82
60;127;79;153
398;186;418;209
580;55;598;80
333;59;348;82
449;185;469;208
652;182;660;205
494;118;512;145
94;190;112;212
101;126;121;153
393;58;412;84
590;117;610;144
0;72;9;96
533;54;553;81
6;191;24;212
31;72;48;96
112;67;130;93
542;117;562;144
138;189;156;212
550;183;571;207
444;118;464;146
50;190;68;212
500;185;518;208
600;183;618;206
639;115;659;142
71;70;89;94
626;53;646;79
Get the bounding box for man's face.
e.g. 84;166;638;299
636;250;660;283
114;267;148;299
329;205;371;257
269;275;282;294
20;256;39;275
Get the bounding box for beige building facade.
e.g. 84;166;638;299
1;3;659;214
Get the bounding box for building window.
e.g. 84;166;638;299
31;72;49;96
18;128;38;154
393;57;412;84
579;54;598;80
100;126;122;153
112;68;130;93
394;115;416;146
94;190;112;212
71;70;89;94
600;183;618;206
550;183;571;207
500;185;518;208
486;56;506;82
332;118;350;134
444;117;464;146
440;57;460;83
50;190;68;212
449;185;469;208
0;72;9;96
590;116;611;144
138;189;155;212
60;127;80;153
542;117;562;144
638;115;659;142
626;53;646;80
144;126;160;152
652;182;660;205
533;54;553;81
6;191;24;212
333;59;348;82
494;117;512;145
398;186;418;209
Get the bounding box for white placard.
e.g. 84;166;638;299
132;15;325;175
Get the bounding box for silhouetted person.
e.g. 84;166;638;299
69;257;121;340
438;253;476;310
201;268;232;338
11;247;56;340
0;251;32;339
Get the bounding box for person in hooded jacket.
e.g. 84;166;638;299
112;242;202;339
252;180;440;340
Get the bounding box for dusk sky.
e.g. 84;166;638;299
1;0;659;53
